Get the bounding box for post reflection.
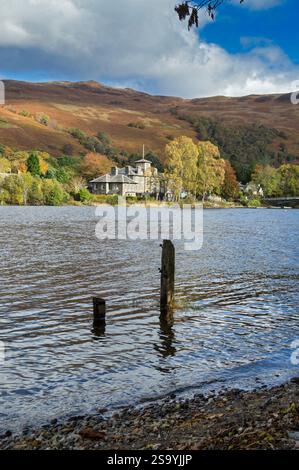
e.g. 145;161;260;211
92;318;106;338
154;312;177;359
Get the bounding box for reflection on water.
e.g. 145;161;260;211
155;315;176;359
0;206;298;431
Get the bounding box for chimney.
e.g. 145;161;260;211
111;166;118;176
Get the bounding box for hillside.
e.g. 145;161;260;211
1;80;299;180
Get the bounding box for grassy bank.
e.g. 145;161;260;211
1;380;298;450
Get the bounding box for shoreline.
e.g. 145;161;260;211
0;202;297;209
1;380;298;450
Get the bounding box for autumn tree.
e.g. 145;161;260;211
1;175;23;204
197;141;225;201
19;173;34;205
0;157;11;173
80;152;112;181
221;160;239;200
165;136;199;201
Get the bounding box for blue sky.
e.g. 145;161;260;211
0;0;298;98
201;0;298;63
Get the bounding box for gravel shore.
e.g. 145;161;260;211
1;380;299;450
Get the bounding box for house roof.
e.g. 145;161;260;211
118;167;138;176
135;159;151;164
90;174;137;184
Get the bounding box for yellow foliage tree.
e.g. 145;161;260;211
0;157;11;173
197;141;225;201
165;136;198;201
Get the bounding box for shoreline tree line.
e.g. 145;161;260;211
0;133;298;206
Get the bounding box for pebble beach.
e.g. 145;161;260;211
1;380;299;450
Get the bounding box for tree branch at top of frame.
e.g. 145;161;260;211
175;1;245;29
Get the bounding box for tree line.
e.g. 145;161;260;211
171;111;296;183
164;136;299;202
165;136;238;201
0;134;298;206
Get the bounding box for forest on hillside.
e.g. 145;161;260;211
171;110;296;183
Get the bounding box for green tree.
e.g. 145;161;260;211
251;165;281;197
28;178;43;205
27;153;41;176
42;179;68;206
278;164;299;196
55;167;74;184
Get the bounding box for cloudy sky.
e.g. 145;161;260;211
0;0;298;98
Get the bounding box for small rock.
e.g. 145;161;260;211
290;377;299;384
97;407;108;414
79;427;107;440
287;431;299;440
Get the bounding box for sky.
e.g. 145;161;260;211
0;0;298;98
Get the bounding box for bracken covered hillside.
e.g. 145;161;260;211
1;80;298;178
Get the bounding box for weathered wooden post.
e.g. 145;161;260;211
93;297;106;320
93;297;106;335
160;240;175;317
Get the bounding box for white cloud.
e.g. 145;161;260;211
0;0;297;98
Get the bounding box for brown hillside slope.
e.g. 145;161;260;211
0;80;299;161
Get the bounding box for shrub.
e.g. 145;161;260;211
62;144;74;156
68;128;87;141
19;110;32;118
35;113;50;126
97;132;110;145
42;180;69;206
76;188;92;203
128;122;146;130
247;198;262;208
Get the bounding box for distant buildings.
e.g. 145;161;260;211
89;159;169;199
244;182;264;197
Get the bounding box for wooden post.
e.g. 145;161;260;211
93;297;106;320
160;240;175;316
93;297;106;336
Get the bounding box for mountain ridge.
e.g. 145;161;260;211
0;80;298;176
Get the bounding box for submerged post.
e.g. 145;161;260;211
93;297;106;335
160;240;175;316
93;297;106;321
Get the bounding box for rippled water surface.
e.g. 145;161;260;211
0;206;298;431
